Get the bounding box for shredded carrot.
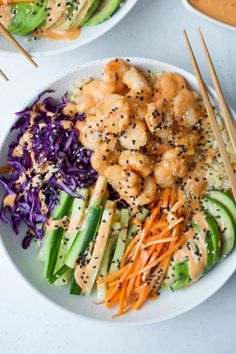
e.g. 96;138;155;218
103;188;190;317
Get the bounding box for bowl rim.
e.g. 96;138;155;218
1;56;236;327
0;0;138;57
182;0;236;32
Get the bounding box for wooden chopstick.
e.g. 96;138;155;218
198;29;236;156
0;67;9;81
183;30;236;200
0;23;38;68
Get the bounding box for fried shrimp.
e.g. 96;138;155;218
123;67;153;100
105;165;141;204
155;73;187;102
82;80;112;101
154;148;188;188
86;94;131;134
119;150;153;178
119;119;148;150
76;120;117;151
102;59;130;93
90;140;117;174
144;99;173;137
72;59;207;207
173;89;200;126
135;176;157;206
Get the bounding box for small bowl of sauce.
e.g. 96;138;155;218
182;0;236;31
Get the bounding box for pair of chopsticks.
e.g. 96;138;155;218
0;22;38;81
183;30;236;200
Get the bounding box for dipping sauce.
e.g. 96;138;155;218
189;0;236;27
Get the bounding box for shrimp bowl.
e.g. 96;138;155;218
0;0;137;56
0;57;236;326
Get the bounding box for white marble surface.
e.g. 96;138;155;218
0;0;236;353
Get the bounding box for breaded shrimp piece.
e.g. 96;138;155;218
154;148;188;188
173;89;200;126
119;150;153;178
123;67;153;100
105;165;141;202
135;176;157;206
91;140;117;174
82;80;112;101
102;59;130;93
169;128;200;156
119;119;148;150
76;120;116;151
91;94;131;134
144;99;173;136
155;73;187;102
63;95;96;117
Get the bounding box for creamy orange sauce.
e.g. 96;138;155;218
0;5;12;28
60;120;74;130
3;193;16;207
46;216;69;231
43;0;67;29
189;0;236;27
173;212;208;283
0;165;12;174
36;27;81;40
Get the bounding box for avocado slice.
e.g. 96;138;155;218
8;1;47;35
162;260;190;291
204;213;221;270
208;190;236;226
53;0;87;32
202;197;235;260
193;214;221;272
85;0;122;26
80;0;102;26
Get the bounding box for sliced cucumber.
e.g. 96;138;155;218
65;206;102;268
43;191;73;279
97;236;114;302
202;197;235;259
109;209;129;274
85;0;122;26
82;202;115;295
53;188;89;286
208;190;236;226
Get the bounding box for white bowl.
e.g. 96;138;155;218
0;0;137;57
0;57;235;326
182;0;236;32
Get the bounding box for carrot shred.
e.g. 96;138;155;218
103;188;190;317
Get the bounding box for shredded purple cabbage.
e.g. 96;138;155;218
0;91;98;247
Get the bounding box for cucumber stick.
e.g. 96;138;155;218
82;202;115;296
109;209;129;274
96;236;114;302
53;188;89;286
88;175;107;208
43;191;73;279
126;207;149;247
49;206;102;284
67;176;108;268
50;176;107;288
65;206;102;268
